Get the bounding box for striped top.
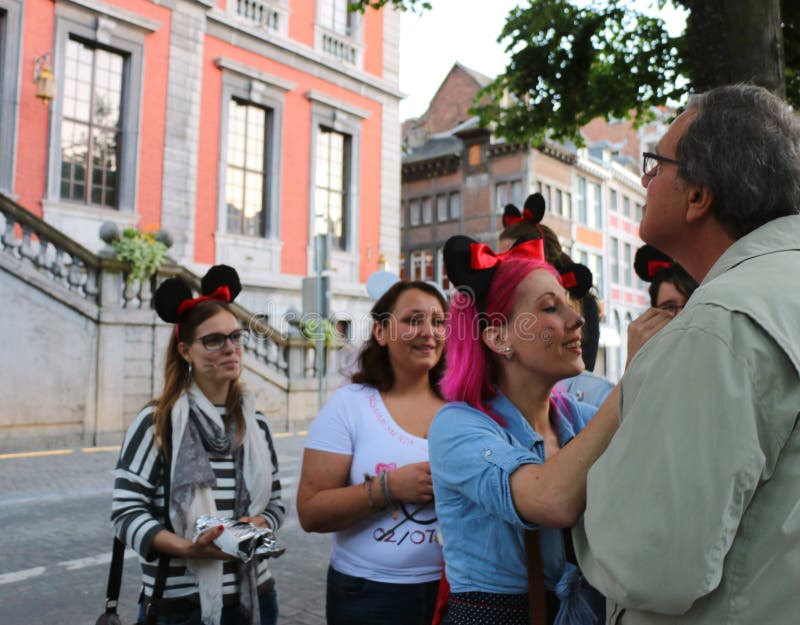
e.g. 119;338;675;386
111;404;284;602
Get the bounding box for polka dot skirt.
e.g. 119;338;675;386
441;591;529;625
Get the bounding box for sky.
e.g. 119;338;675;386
398;0;689;121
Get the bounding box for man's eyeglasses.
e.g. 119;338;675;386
188;330;249;352
642;152;681;177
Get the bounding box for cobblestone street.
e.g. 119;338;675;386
0;432;330;625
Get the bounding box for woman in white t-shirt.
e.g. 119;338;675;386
297;280;448;625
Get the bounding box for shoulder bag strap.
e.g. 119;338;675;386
102;445;172;624
143;445;173;625
525;530;549;625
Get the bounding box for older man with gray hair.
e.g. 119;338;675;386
573;84;800;624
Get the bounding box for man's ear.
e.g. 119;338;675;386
482;324;510;356
685;184;714;223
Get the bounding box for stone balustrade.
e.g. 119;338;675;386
0;192;340;451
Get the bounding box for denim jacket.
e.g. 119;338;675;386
429;392;597;618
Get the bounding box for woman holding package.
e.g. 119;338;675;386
111;265;284;625
297;279;448;625
429;236;670;625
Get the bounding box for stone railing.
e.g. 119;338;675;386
0;193;339;450
233;0;287;34
0;193;101;305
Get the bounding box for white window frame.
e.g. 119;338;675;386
41;1;158;251
214;59;293;279
314;0;365;68
0;0;23;195
306;90;368;283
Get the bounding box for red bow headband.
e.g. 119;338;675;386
469;238;545;270
647;260;672;278
177;285;232;316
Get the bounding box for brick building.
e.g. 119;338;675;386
400;63;669;381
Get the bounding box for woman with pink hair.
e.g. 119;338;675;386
429;235;669;625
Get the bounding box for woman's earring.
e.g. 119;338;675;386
501;347;513;361
185;362;193;381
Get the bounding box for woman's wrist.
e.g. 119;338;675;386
363;474;386;512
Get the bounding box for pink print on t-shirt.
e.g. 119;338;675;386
375;462;397;474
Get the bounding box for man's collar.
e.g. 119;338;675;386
702;215;800;285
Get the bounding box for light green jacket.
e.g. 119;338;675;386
573;216;800;624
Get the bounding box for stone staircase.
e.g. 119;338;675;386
0;193;338;451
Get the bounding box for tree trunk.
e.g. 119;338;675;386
687;0;785;97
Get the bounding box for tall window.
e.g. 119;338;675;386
624;243;633;286
320;0;354;36
409;199;421;226
495;179;522;211
315;126;350;250
225;99;270;237
421;196;433;224
610;236;619;284
449;192;461;219
60;38;124;208
609;189;618;213
436;194;448;222
577;176;587;224
591;182;602;229
623;196;631;218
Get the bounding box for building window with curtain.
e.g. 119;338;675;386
624;242;633;286
59;38;125;209
225;98;271;237
610;236;619;284
315;126;350;250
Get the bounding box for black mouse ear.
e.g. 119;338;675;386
502;204;523;227
153;277;194;323
522;193;545;223
634;245;672;282
556;261;593;299
201;265;241;301
443;236;496;308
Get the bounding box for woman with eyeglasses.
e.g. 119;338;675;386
111;265;284;625
634;244;699;314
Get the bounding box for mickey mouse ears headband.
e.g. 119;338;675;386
551;256;593;299
443;235;546;309
444;233;593;309
502;193;546;228
634;245;674;282
153;264;242;323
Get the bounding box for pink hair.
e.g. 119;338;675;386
441;258;558;425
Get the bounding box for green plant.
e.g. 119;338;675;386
111;227;168;284
299;318;342;348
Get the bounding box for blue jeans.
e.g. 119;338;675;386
137;586;278;625
326;565;439;625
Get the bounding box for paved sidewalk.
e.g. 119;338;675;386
0;434;330;625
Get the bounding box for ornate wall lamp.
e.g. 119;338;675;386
34;53;56;105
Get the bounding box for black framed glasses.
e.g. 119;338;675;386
189;329;249;352
642;152;681;177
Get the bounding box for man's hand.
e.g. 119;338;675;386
626;307;675;368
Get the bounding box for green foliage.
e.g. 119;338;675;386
348;0;429;13
299;318;342;348
356;0;797;147
111;227;168;284
472;0;687;146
